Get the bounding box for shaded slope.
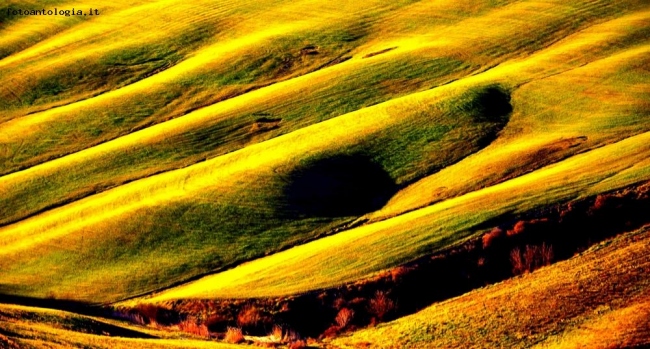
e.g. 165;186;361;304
0;304;156;339
116;181;648;340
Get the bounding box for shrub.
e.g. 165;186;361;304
368;291;395;321
269;324;284;342
390;266;409;282
205;313;229;332
266;325;302;344
511;243;554;275
285;328;302;342
482;227;504;248
510;247;525;275
133;304;160;324
540;242;554;266
224;326;244;344
507;221;526;236
593;194;609;210
128;304;177;325
237;305;262;328
332;297;346;310
321;325;340;338
178;318;209;338
523;245;539;271
288;339;307;349
335;308;354;328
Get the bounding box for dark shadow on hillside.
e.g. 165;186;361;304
471;85;512;150
469;85;513;123
282;154;397;217
395;84;512;190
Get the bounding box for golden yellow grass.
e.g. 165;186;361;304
0;0;478;226
0;304;244;349
3;21;648;256
330;226;650;349
0;79;429;256
2;0;645;173
135;130;650;302
532;299;650;349
3;4;646;205
374;42;650;221
0;0;648;306
0;1;645;237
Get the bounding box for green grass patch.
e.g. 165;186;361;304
0;54;474;225
0;83;511;301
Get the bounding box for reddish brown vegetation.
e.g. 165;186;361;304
112;181;649;343
368;291;395;321
236;304;273;333
237;305;262;328
507;218;548;237
288;339;307;349
112;304;177;326
224;326;244;344
335;308;354;328
510;243;554;275
177;317;209;337
482;227;504;248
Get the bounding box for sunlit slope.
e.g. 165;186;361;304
1;4;648;230
331;226;650;349
0;0;504;222
374;21;650;220
0;0;222;113
0;0;126;60
1;1;647;226
0;1;648;301
0;0;405;172
0;304;245;349
2;0;540;174
0;77;509;302
137;130;650;301
0;44;477;226
0;0;648;306
0;0;402;113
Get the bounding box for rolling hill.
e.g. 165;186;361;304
1;0;649;348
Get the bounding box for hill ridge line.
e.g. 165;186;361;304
124;130;650;302
0;43;644;231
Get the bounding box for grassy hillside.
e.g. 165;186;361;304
2;2;647;227
1;0;649;347
0;303;245;348
0;78;515;302
331;225;650;349
132;130;650;301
